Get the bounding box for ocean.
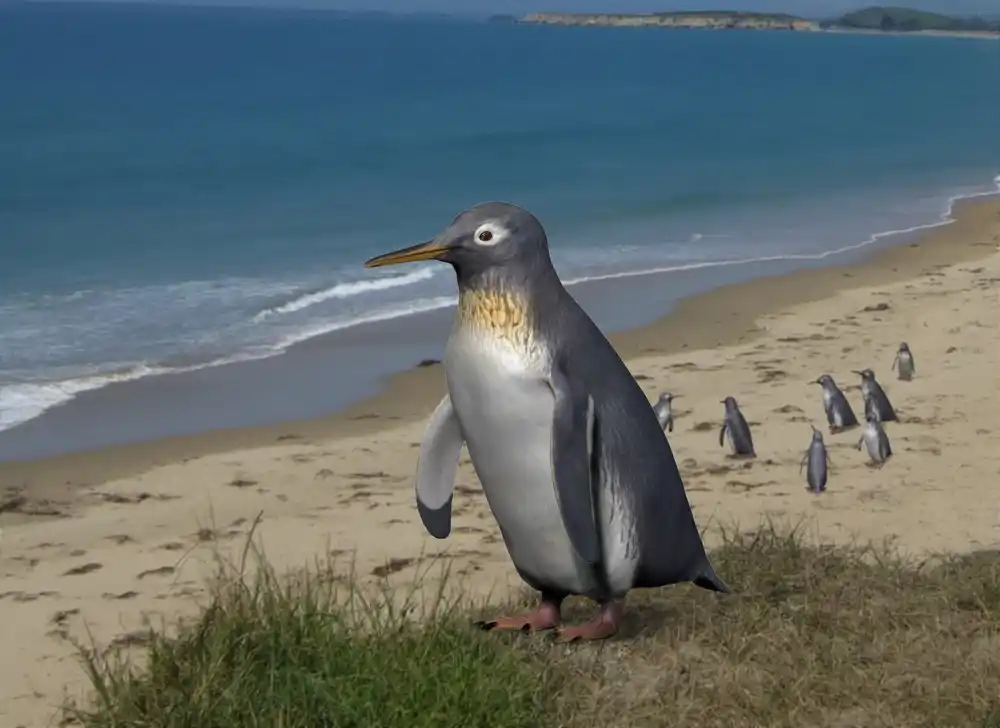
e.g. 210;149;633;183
1;2;999;457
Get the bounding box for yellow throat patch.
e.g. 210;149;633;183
457;288;535;350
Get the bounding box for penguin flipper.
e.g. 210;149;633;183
546;365;602;566
415;394;465;539
718;423;727;449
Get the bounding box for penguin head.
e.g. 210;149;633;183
721;396;738;411
809;424;824;442
852;368;875;381
363;202;554;287
659;392;677;403
865;409;880;425
814;374;834;387
898;342;910;353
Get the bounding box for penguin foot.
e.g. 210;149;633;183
553;601;623;643
476;602;562;633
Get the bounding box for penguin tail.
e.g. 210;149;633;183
693;568;731;595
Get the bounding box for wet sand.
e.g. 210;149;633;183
1;195;999;726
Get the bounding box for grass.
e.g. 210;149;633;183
66;523;1000;728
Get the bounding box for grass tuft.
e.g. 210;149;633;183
67;521;1000;728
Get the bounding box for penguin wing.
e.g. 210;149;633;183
834;392;858;423
546;364;601;566
737;413;755;452
874;388;897;419
718;422;727;448
891;354;898;371
880;429;893;457
414;394;465;539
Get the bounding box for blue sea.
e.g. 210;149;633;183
1;3;999;454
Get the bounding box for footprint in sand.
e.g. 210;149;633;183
63;562;103;576
136;566;175;580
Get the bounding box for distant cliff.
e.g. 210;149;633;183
520;11;819;32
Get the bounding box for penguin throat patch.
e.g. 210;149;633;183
458;289;534;348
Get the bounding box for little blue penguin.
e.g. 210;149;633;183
892;342;915;381
719;396;755;458
852;368;897;423
652;392;679;433
801;425;831;494
812;374;859;432
858;410;893;467
364;202;728;642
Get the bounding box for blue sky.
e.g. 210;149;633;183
30;0;1000;17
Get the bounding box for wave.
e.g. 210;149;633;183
251;267;437;322
1;172;997;436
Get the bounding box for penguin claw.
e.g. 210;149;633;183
474;606;561;633
552;620;617;643
552;602;624;643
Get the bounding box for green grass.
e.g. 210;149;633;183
66;523;1000;728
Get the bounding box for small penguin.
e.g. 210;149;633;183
857;411;892;468
652;392;679;433
852;368;897;423
812;374;859;433
800;425;831;494
892;342;915;381
719;396;756;458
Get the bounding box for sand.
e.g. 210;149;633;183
2;195;999;727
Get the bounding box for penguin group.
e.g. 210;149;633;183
651;341;915;496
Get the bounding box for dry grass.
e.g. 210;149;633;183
66;523;1000;728
542;525;1000;727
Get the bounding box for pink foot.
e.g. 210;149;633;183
554;601;624;643
477;600;562;633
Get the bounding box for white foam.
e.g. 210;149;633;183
251;266;437;322
273;295;459;350
1;173;997;436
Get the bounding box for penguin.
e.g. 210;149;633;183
719;396;756;458
363;202;728;643
852;368;898;423
858;410;892;468
812;374;860;433
801;425;831;494
892;342;915;381
652;392;679;433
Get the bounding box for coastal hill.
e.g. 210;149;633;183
825;6;1000;32
519;6;1000;35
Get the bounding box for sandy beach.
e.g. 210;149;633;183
2;195;999;726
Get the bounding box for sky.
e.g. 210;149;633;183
20;0;1000;17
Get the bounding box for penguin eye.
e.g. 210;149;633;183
472;223;505;247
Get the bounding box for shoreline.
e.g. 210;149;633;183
2;175;998;454
2;193;998;505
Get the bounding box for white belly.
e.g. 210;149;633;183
862;427;881;460
444;330;590;594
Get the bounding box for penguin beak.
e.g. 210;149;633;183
364;238;450;268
